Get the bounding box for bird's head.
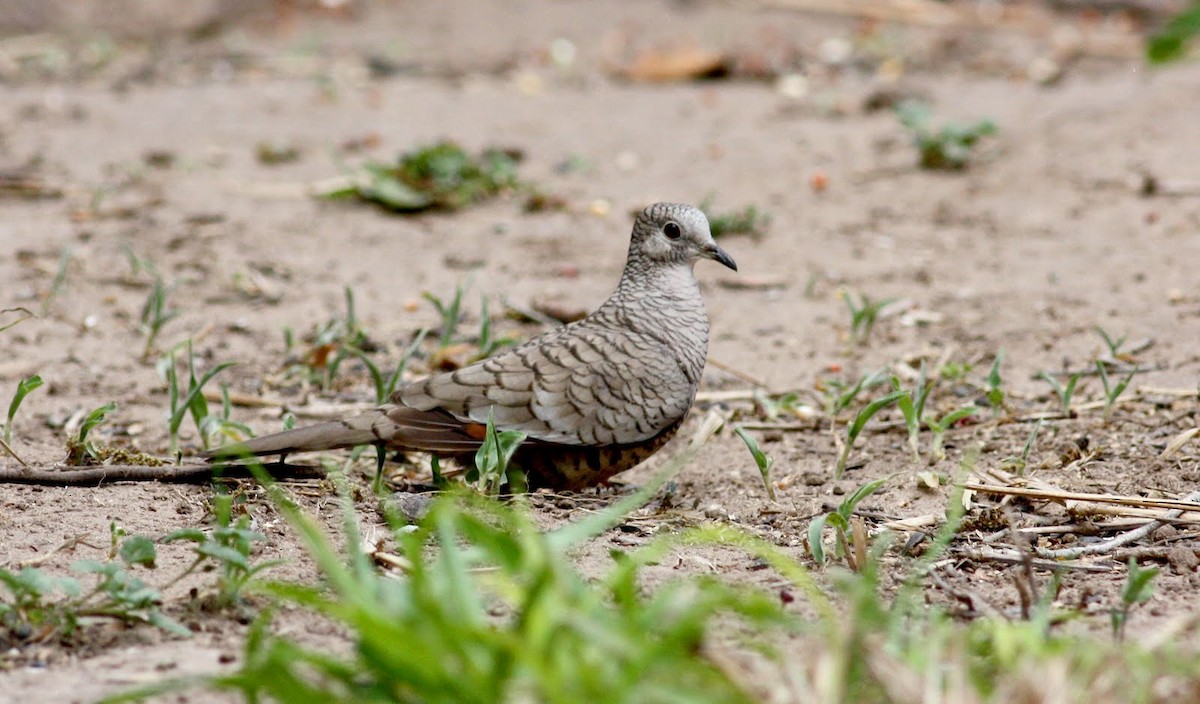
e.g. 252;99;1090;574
629;202;737;272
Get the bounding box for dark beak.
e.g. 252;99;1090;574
704;244;738;271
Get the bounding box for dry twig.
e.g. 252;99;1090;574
0;461;326;486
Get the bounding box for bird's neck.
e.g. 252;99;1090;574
603;257;711;384
612;257;703;309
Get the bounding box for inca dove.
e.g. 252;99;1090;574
209;202;737;489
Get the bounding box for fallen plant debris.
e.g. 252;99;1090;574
701;199;772;239
619;44;729;82
0;461;325;485
1146;4;1200;64
895;99;997;170
255;140;302;165
0;172;63;199
321;141;524;213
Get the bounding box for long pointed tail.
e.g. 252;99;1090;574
205;404;496;461
205;418;377;459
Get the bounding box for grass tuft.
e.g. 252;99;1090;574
895;100;997;170
700;198;771;238
1147;5;1200;64
326;141;523;213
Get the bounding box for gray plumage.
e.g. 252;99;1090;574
208;202;737;489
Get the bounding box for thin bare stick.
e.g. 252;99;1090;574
1161;427;1199;460
0;461;327;486
500;296;562;329
1139;386;1199;398
0;436;29;467
706;358;769;388
761;0;1143;58
733;422;811;431
964;483;1200;514
694;389;760;403
202;389;290;408
880;514;939;531
1065;505;1200;526
955;547;1113;573
10;533;95;570
1033;490;1200;560
927;567;1003;617
1110;547;1200;562
370;549;414;574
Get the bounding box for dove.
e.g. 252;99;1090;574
209;202;736;489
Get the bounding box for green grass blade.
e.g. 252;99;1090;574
807;514;828;566
5;374;44;444
384;328;428;399
733;426;776;501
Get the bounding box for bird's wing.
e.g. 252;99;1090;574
395;323;694;446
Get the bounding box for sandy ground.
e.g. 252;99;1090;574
1;1;1199;701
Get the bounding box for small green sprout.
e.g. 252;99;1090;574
64;401;117;466
889;366;976;465
986;352;1006;415
467;411;527;495
40;247;73;315
938;361;973;382
734;426;776;501
474;295;518;361
4;374;43;445
808;478;887;567
291;286;372;391
924;406;978;464
836;389;906;478
1111;557;1159;640
423;280;468;349
0;307;34;335
820;370;887;418
1096;360;1136;421
422;283;518;363
895;100;997;170
162;341;237;455
841;291;896;345
163;493;281;607
199;384;255;449
1095;326;1131;361
346;328;429;406
1001;420;1043;476
139;277;178;360
892;367;933;463
754;390;807;421
1040;370;1084;417
0;529;189;642
121;244;160;280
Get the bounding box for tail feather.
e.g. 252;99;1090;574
205;419;377;459
205;405;491;460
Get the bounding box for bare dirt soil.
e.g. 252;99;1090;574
1;1;1199;701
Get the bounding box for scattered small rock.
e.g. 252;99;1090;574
443;254;486;270
801;471;826;487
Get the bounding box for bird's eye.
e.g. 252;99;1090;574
663;222;682;240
